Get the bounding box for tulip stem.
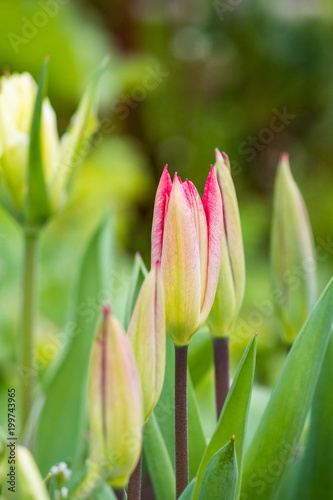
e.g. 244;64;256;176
213;337;229;420
114;489;125;500
20;228;39;433
128;452;142;500
175;344;189;498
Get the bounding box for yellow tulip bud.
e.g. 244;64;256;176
16;446;50;499
271;153;317;343
128;262;166;421
207;149;245;337
0;72;59;210
88;305;143;489
0;62;105;225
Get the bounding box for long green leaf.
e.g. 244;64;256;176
154;335;206;480
193;334;257;500
143;412;176;500
198;437;238;500
241;278;333;500
123;252;148;330
26;59;50;224
35;215;112;476
292;331;333;499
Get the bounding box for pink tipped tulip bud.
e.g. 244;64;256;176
88;306;143;488
151;165;223;346
128;262;166;421
271;153;317;343
207;149;245;337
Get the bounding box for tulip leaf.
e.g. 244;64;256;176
291;331;333;499
26;59;50;225
123;252;148;330
241;278;333;500
197;437;238;500
35;214;113;476
193;334;257;500
179;478;197;500
155;335;206;480
143;412;176;500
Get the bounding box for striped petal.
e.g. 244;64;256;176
200;166;223;323
182;179;208;308
151;165;172;265
161;174;201;345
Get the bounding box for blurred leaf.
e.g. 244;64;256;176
179;478;197;500
26;59;50;225
143;412;175;500
123;252;148;330
35;214;113;476
197;438;238;500
241;278;333;500
155;335;206;480
188;329;213;388
193;334;257;500
292;331;333;499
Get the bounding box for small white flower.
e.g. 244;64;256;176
63;468;72;481
58;461;67;472
61;487;69;498
50;465;59;475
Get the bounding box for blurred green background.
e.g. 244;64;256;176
0;0;332;435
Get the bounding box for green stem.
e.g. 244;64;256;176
20;229;39;433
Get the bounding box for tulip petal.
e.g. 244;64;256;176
128;263;165;421
151;165;172;265
183;179;208;308
89;309;143;488
200;166;223;323
161;174;201;345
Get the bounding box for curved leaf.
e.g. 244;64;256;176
292;331;333;499
179;478;197;500
193;334;257;500
198;437;237;500
143;412;175;500
26;59;50;224
241;278;333;500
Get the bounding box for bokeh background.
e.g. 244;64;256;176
0;0;332;437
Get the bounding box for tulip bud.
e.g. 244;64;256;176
0;72;59;212
16;446;50;499
0;61;105;225
207;149;245;337
128;262;166;421
88;305;143;488
151;166;223;346
271;153;317;343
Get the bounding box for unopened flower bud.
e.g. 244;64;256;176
207;149;245;337
271;153;317;343
16;446;49;499
128;262;166;421
88;305;143;488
